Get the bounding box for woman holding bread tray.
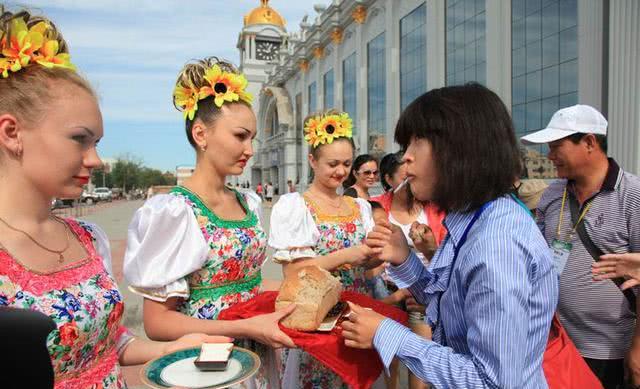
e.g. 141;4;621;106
123;57;295;389
268;110;383;388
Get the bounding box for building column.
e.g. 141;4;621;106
301;68;310;188
426;0;446;91
607;0;640;175
385;0;399;153
485;0;512;106
334;40;343;111
578;0;605;112
356;20;367;153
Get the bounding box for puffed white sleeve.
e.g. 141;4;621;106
268;193;320;263
123;194;209;302
78;221;114;277
354;198;375;233
241;189;263;225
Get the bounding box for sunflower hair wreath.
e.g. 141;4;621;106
173;64;253;120
0;16;75;78
304;112;353;147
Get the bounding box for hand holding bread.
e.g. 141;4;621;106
409;222;437;259
241;305;296;348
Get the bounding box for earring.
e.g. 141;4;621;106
14;147;22;157
200;144;207;152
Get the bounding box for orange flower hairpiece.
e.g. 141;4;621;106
173;64;253;120
0;17;75;78
304;112;353;147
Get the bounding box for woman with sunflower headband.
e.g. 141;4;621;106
268;110;383;388
123;56;293;388
0;8;231;389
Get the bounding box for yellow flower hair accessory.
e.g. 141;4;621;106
304;112;353;147
173;63;253;120
0;17;75;78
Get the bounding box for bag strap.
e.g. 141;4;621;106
568;194;636;315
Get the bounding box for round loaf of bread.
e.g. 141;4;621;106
275;266;342;331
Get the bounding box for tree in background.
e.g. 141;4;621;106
94;155;176;193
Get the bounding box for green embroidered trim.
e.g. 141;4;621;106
171;186;257;229
189;273;262;302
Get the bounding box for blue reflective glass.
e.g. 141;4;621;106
401;3;427;110
308;82;317;114
542;65;559;98
542;34;559;67
446;0;485;86
368;32;386;140
542;1;559;37
526;0;541;16
526;40;542;73
559;0;577;30
342;53;357;135
513;104;526;134
512;0;576;136
323;69;334;110
559;59;577;94
526;70;542;101
559;26;577;62
526;100;541;131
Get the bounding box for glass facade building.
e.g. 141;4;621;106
446;0;486;86
308;81;317;115
367;32;386;155
400;3;427;111
323;69;334;110
342;53;357;135
511;0;578;153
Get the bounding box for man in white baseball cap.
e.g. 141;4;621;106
524;104;640;389
521;104;608;145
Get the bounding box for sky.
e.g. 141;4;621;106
9;0;321;172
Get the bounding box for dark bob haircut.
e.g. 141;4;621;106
394;83;521;212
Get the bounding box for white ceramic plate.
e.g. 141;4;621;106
160;357;243;388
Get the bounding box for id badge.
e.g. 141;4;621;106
551;239;572;275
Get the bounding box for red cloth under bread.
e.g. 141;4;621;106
218;291;408;389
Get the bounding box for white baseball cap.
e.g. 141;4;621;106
520;104;608;145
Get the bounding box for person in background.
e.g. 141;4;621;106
287;179;296;193
370;152;446;389
256;182;263;200
342;154;378;199
523;104;640;389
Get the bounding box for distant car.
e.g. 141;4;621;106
81;190;98;204
94;187;112;202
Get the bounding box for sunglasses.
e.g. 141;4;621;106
358;170;379;176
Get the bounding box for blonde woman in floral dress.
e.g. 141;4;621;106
0;8;228;389
268;111;381;388
123;57;294;389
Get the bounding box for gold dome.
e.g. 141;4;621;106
244;0;286;28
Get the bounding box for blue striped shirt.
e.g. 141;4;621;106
373;196;558;388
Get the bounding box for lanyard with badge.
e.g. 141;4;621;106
551;187;593;275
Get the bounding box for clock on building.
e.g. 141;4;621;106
256;40;279;61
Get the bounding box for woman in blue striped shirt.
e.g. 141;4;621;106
342;83;559;388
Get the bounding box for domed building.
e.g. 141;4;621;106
234;0;291;190
239;0;640;190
